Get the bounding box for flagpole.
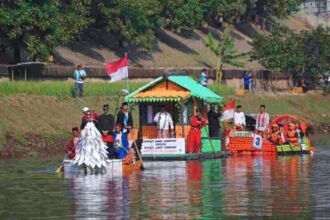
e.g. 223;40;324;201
125;52;130;108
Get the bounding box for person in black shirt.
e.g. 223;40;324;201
207;105;222;138
116;102;133;132
99;104;116;159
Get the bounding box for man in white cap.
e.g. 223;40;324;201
81;106;99;129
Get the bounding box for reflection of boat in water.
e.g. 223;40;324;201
226;114;315;155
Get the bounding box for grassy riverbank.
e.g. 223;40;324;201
0;81;329;159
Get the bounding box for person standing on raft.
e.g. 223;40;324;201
98;104;116;159
188;109;208;153
207;104;222;138
255;105;270;137
154;104;174;138
116;102;133;133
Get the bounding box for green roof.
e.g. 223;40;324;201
126;75;223;104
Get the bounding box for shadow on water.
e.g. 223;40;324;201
0;140;330;219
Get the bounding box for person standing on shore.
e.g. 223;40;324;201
243;71;251;91
200;68;208;87
73;64;87;97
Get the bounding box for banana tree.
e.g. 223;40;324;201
206;28;247;84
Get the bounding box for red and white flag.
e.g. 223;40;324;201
105;55;128;82
221;99;236;121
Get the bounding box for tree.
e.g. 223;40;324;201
206;28;246;84
0;0;91;62
202;0;248;25
250;27;304;75
162;0;204;32
94;0;163;51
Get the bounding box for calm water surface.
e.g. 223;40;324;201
0;139;329;219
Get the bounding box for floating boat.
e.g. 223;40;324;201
126;75;227;160
226;114;315;155
62;151;142;176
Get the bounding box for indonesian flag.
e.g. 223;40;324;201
105;55;128;82
221;99;236;121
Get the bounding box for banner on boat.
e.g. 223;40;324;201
141;138;185;155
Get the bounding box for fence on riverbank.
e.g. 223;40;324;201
0;62;293;91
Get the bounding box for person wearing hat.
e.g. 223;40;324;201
113;123;129;159
116;102;133;132
98;104;116;158
65;127;80;159
73;64;87;97
80;109;99;130
81;107;99;129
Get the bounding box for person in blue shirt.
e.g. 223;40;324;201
73;65;87;97
200;68;208;87
243;71;251;91
113;123;129;159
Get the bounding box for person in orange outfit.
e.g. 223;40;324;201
188;110;208;153
287;123;300;146
65;127;80;159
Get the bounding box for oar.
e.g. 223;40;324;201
56;140;80;174
132;139;145;170
56;154;69;174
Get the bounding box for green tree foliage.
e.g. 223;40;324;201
251;26;330;77
253;0;304;18
202;0;247;24
93;0;163;50
207;28;246;84
0;0;91;62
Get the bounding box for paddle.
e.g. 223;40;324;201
56;140;79;174
132;139;145;170
55;154;69;174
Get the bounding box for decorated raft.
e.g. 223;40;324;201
126;75;226;160
226;114;315;155
63;151;142;176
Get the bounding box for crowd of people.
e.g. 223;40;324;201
66;102;140;161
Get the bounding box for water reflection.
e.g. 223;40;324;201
65;154;315;219
2;150;329;219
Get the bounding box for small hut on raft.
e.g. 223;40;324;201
126;74;225;160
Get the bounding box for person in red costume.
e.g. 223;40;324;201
188;109;208;153
66;127;80;159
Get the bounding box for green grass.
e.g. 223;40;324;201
0;80;146;97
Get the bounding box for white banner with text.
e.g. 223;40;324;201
141;138;185;155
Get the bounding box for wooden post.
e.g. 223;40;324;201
11;68;14;81
24;68;27;81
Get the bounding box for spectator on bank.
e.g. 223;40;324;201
73;64;87;97
200;68;208;87
243;71;251;91
250;74;256;92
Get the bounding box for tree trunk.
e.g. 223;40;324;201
13;46;20;63
216;58;223;84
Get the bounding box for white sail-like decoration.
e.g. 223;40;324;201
73;122;109;169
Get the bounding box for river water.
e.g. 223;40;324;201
0;138;329;219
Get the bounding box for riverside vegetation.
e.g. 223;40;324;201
0;80;329;159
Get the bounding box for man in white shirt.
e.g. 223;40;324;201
255;105;270;136
234;105;246;131
154;105;174;138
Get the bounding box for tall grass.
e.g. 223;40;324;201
0;80;234;97
0;80;146;97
